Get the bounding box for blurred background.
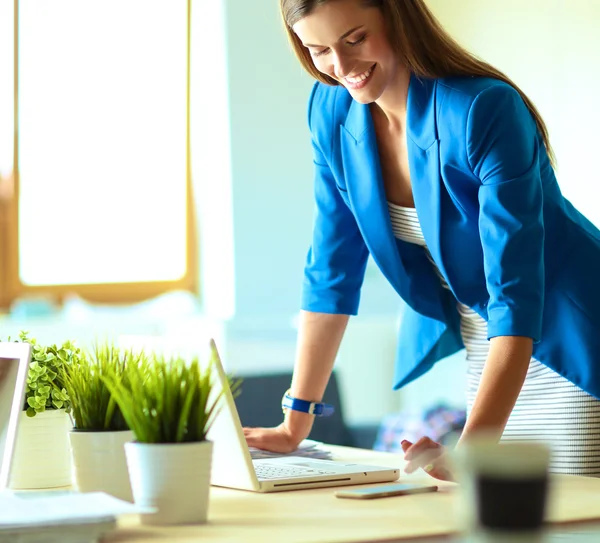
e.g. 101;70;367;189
0;0;598;450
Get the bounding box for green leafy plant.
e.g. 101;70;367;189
62;343;139;431
5;332;80;417
103;351;237;444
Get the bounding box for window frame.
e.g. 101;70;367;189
0;0;198;310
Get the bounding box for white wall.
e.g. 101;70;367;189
224;1;314;320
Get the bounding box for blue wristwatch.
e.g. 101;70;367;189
281;389;335;417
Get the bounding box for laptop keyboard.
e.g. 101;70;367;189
254;463;337;480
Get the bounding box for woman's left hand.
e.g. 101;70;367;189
401;437;455;482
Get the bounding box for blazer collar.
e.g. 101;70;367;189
339;73;447;321
342;73;438;149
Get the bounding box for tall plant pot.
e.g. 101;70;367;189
69;430;134;502
125;440;213;525
9;409;73;489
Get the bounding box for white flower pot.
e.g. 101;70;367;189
69;430;134;502
125;440;213;525
9;409;73;489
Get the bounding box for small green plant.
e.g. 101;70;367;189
62;343;139;431
5;332;80;417
103;351;236;444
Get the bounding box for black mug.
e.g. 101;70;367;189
454;438;551;543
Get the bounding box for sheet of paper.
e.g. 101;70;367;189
249;439;333;460
0;491;153;529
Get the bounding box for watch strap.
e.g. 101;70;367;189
281;389;335;417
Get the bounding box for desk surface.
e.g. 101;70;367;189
107;446;600;543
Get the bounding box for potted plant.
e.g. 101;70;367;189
62;343;140;502
5;331;79;489
103;351;225;525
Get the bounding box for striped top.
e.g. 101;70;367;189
387;201;600;477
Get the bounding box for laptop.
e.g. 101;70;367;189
0;343;32;491
206;339;400;492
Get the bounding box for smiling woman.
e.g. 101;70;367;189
289;2;399;103
244;0;600;480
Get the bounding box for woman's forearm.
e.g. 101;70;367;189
285;310;350;437
290;310;350;400
459;335;533;444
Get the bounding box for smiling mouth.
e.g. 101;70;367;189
343;64;376;89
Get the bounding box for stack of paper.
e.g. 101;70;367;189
0;491;151;543
249;439;333;460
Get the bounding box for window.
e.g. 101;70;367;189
0;0;197;309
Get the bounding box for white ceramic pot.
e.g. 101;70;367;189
125;440;213;525
69;430;134;502
9;409;73;489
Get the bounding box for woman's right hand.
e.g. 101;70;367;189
243;410;314;454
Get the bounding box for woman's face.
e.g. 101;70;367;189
293;0;399;104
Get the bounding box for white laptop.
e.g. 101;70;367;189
0;343;32;491
207;339;400;492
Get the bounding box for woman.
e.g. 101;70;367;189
244;0;600;480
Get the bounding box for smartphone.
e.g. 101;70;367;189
335;482;438;500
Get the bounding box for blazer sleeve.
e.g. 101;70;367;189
467;83;545;342
301;86;370;315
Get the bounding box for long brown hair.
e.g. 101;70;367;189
280;0;556;167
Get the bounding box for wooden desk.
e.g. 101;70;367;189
106;446;600;543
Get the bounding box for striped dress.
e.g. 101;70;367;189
388;201;600;477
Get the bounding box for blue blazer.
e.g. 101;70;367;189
301;74;600;399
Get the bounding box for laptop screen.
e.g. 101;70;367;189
0;344;31;490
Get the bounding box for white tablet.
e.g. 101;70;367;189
0;343;31;491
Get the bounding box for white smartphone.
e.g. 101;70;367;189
335;482;438;500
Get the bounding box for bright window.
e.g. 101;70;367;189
1;0;196;306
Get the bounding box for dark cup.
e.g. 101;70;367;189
454;438;551;542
